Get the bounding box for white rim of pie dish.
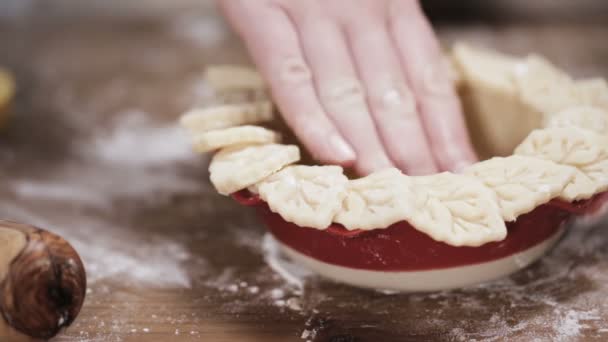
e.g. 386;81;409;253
274;226;565;292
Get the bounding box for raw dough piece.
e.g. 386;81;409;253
191;125;280;153
451;43;539;158
514;55;577;115
515;127;608;199
180;102;273;134
464;155;575;220
452;43;518;94
410;172;507;247
335;168;414;230
257;165;348;229
209;143;300;195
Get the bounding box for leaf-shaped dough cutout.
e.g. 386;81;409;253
334;168;414;230
209;144;299;195
544;106;608;136
515;127;608;197
180;102;273;134
191;125;280;153
256;165;348;229
561;172;597;201
410;172;506;247
465;156;575;220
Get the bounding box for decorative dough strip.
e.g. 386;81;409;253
464;155;575;220
409;172;507;247
515;127;608;200
180;102;273;134
209;144;300;195
191;125;280;153
205;65;265;92
257;165;348;229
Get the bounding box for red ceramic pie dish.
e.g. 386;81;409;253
233;190;608;290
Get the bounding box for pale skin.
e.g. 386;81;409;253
219;0;478;175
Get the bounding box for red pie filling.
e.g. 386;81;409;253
232;191;608;271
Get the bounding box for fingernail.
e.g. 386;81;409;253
329;134;356;162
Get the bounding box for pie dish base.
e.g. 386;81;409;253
274;227;564;292
232;191;607;291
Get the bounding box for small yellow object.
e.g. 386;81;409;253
0;68;16;128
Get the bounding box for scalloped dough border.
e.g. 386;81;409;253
179;42;608;247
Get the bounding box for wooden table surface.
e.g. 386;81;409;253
1;3;608;341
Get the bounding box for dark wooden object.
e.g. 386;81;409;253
0;221;86;340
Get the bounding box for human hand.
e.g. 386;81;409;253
219;0;477;175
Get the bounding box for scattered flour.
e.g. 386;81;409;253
261;233;313;291
432;217;608;341
1;111;203;288
555;309;600;340
10;110;203;208
85;110;195;167
0;187;194;288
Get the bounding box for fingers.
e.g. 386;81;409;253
218;1;356;165
343;8;438;175
281;1;393;175
389;0;478;172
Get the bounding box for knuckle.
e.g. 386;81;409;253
319;78;366;109
277;56;312;88
369;82;417;117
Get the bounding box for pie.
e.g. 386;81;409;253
179;43;608;291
